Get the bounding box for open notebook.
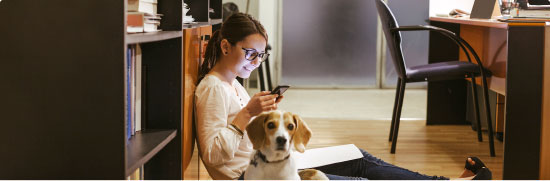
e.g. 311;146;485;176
294;144;363;169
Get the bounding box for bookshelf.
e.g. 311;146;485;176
0;0;221;179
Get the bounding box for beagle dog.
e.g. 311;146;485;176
243;110;328;180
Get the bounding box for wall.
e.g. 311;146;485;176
250;0;478;87
429;0;476;17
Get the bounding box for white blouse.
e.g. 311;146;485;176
195;74;254;180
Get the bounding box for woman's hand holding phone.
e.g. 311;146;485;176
245;91;279;117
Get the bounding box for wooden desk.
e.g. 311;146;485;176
428;17;550;179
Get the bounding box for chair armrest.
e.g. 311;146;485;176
390;25;487;76
391;25;455;36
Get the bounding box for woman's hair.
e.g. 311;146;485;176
198;12;268;83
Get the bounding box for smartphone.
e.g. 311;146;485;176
270;85;290;96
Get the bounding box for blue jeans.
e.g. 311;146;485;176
314;149;449;180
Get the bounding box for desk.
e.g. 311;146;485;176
427;17;550;179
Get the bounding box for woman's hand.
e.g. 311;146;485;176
245;91;280;116
233;91;283;131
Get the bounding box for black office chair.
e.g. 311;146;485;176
375;0;495;157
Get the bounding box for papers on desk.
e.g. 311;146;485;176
294;144;363;169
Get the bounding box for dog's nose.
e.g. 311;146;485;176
276;136;287;145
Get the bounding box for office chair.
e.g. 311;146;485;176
375;0;495;157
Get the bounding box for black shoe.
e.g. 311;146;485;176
472;167;492;180
465;157;487;174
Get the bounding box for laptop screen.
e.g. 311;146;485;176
470;0;497;19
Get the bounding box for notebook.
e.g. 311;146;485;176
294;144;363;169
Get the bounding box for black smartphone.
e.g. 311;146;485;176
270;85;290;96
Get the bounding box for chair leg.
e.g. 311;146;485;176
480;75;496;157
258;63;265;91
390;79;406;154
264;59;273;91
389;78;402;141
470;75;483;142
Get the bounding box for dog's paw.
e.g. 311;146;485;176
298;169;329;180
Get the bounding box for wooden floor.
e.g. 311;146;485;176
184;118;504;180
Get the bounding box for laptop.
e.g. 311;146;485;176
470;0;497;19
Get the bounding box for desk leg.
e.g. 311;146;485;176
503;25;544;180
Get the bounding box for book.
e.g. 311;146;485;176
126;46;133;141
128;0;157;15
512;8;550;18
127;12;162;33
131;44;136;136
498;17;550;22
127;12;144;33
135;44;142;133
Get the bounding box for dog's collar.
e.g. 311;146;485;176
250;151;291;167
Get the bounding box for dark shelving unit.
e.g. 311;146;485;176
126;129;177;176
0;0;183;179
0;0;223;179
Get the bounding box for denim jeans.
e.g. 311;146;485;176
238;149;449;180
313;149;449;180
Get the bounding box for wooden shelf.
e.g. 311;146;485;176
182;19;223;29
211;18;222;25
126;31;183;44
126;129;177;176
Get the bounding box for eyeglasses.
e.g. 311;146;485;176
242;48;270;62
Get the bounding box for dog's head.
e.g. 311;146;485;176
246;110;312;155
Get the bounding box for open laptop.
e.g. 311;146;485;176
518;0;550;10
470;0;497;19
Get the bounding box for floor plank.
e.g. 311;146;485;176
185;118;503;179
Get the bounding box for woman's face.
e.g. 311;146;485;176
225;33;267;79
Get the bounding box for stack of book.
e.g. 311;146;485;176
127;0;162;33
512;8;550;18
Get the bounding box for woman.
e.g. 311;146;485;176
194;12;491;180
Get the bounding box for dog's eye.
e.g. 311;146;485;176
287;124;294;130
267;122;275;129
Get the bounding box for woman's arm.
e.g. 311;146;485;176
195;85;249;166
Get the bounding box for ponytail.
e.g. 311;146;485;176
198;30;223;83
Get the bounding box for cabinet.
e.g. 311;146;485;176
0;0;219;179
182;26;213;180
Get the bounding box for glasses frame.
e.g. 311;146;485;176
241;47;270;62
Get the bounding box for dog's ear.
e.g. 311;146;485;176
292;113;311;153
246;113;269;150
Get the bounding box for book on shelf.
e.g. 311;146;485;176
126;46;132;141
127;12;162;33
127;165;144;180
128;0;157;15
131;44;136;136
135;44;142;133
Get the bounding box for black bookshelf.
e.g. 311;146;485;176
0;0;223;178
0;0;184;179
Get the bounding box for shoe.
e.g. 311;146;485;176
465;156;487;174
472;167;492;180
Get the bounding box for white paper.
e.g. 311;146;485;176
294;144;363;169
